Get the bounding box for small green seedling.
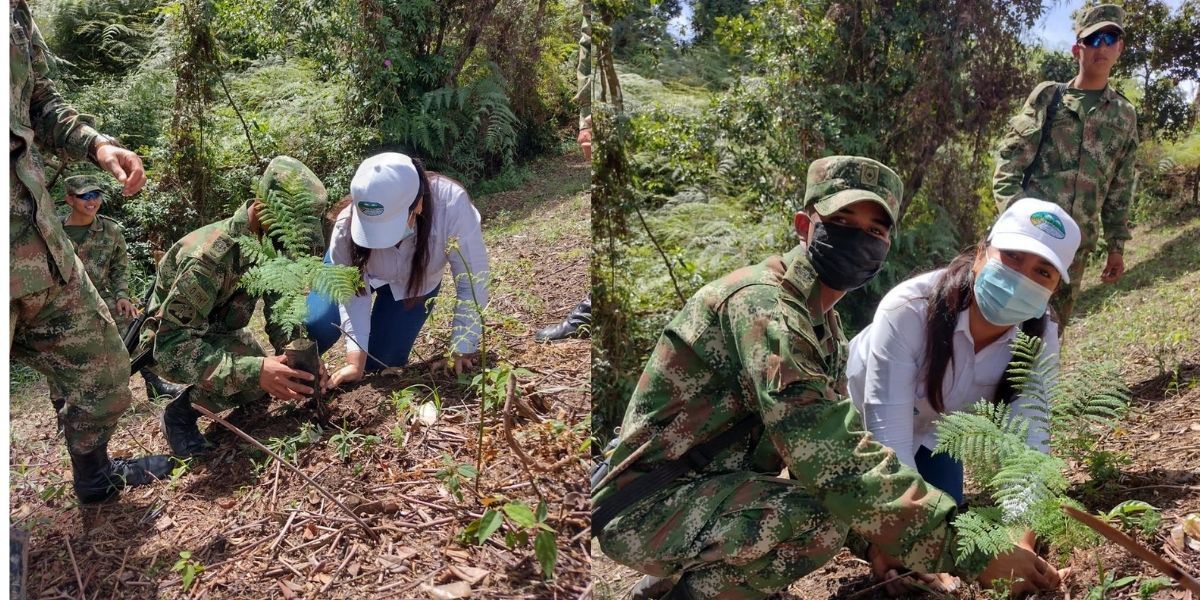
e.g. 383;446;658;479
172;550;204;592
435;453;478;502
459;499;557;579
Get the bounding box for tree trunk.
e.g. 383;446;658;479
444;0;502;86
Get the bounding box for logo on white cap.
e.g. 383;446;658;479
357;201;386;217
1030;211;1066;240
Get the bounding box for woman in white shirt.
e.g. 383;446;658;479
847;198;1081;505
304;152;489;384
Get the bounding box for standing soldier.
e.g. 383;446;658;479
142;156;328;459
60;175;138;333
992;4;1138;328
536;0;595;341
593;157;1065;599
10;0;170;505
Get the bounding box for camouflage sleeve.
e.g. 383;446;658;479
992;83;1055;210
575;0;594;130
24;4;101;161
1101;133;1137;254
153;259;264;396
724;291;965;576
110;226;131;301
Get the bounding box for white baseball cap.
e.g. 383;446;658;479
349;153;421;249
988;198;1082;283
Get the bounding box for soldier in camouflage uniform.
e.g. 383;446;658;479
60;175;137;332
992;4;1138;328
140;156;328;459
10;0;169;505
593;157;1063;599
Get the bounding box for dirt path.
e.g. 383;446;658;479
9;152;592;599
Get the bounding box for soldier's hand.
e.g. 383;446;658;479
259;354;315;401
867;545;958;596
319;361;331;394
94;143;147;196
977;530;1068;596
115;298;138;318
1101;251;1124;284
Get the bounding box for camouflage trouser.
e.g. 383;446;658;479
10;248;132;455
598;472;848;600
1050;248;1090;331
145;328;267;412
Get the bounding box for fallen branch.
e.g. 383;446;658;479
502;374;544;500
64;535;85;600
1062;504;1200;595
190;404;380;541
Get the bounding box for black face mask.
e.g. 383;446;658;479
806;221;890;291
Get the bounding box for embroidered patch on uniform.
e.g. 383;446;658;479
163;277;212;327
859;163;879;187
1030;211;1067;239
357;201;385;216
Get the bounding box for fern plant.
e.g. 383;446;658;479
237;169;361;336
933;332;1131;565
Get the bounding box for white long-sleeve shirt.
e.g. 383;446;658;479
330;174;489;355
846;269;1056;470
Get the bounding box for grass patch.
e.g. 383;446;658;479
617;68;714;115
1063;217;1200;382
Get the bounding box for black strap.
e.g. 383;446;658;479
1021;83;1067;191
592;415;760;536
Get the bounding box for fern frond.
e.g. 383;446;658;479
990;448;1069;524
311;264;362;304
953;509;1017;563
934;400;1027;481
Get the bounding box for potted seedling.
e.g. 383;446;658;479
237;170;362;408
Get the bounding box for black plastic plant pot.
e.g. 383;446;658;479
284;338;323;407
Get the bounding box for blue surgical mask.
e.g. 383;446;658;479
973;258;1053;326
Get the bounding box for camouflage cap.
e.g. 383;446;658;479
803;156;902;225
64;174;104;197
1075;4;1125;39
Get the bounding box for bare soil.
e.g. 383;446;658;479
10;152;593;599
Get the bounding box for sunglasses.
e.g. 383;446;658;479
1080;31;1121;48
75;191;102;201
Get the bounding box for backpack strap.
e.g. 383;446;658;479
592;415;761;536
1021;82;1067;191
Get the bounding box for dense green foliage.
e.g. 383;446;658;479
36;0;579;298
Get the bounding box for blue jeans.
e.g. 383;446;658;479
915;445;964;506
304;283;439;372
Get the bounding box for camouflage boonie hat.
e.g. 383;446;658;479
803;156;902;225
256;155;329;253
64;175;104;197
1075;4;1125;39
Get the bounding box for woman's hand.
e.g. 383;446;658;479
978;531;1068;597
435;352;478;377
329;350;367;387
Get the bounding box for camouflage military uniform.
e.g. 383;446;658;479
10;0;132;455
992;5;1138;325
595;157;984;599
139;157;325;412
62;212;134;333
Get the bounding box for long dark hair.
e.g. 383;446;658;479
922;239;1047;413
328;157;435;301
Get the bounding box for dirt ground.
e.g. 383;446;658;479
10;152;592;599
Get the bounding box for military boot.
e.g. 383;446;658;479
534;296;592;341
70;445;171;504
161;390;214;459
142;369;188;401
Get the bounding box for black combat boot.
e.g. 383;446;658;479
160;390;214;458
534;296;592;341
142;369;189;401
70;445;172;504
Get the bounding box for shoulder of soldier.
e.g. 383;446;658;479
1025;81;1064;109
97;214;125;233
172;220;239;265
1107;87;1137;114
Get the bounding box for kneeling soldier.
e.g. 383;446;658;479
592;157;1065;599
